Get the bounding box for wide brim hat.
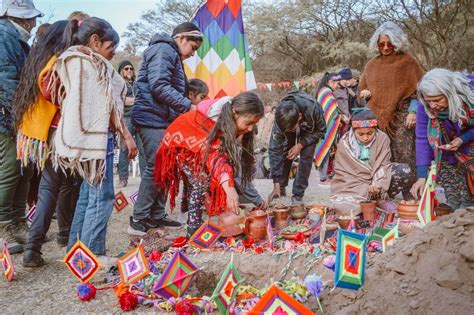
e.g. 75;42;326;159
0;0;44;19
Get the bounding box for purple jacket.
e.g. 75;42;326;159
416;102;474;178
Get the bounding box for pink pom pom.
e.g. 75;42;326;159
76;283;96;301
119;291;138;311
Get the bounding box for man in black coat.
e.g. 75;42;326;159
268;91;326;205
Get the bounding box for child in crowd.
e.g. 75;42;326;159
155;92;264;236
330;109;414;217
188;78;209;104
49;18;137;261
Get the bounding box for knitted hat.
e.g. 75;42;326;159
339;68;352;80
0;0;43;19
117;60;133;74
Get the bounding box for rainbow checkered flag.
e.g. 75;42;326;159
334;229;368;290
184;0;256;98
417;163;437;226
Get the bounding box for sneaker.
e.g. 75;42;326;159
23;250;44;268
291;195;304;206
116;179;128;188
12;220;29;244
0;223;24;254
280;187;287;197
127;217;149;236
150;217;182;229
97;255;117;266
177;212;188;225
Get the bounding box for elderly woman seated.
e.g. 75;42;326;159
410;69;473;210
330;109;415;217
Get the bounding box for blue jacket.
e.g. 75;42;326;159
132;33;192;129
0;18;29;136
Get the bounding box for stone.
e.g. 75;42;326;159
459;240;474;262
435;266;463;289
409;299;420;309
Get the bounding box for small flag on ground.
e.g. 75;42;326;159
248;284;315;314
334;229;367;290
117;243;150;285
63;240;100;283
417;163;437;226
2;242;15;282
153;251;199;299
212;255;243;314
114;191;129;212
129;191;139;205
189;221;222;249
382;223;398;252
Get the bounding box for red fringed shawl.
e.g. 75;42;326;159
154;110;234;216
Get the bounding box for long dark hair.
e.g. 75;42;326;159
13;20;72;131
317;72;339;93
204;92;264;186
62;17;119;47
172;22;202;43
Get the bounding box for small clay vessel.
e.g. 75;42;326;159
397;200;419;220
273;208;290;229
360;200;377;221
290;204;308;220
244;210;268;240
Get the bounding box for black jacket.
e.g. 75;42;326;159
269;91;326;182
131;33;191;129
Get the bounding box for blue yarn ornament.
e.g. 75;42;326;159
77;283;97;301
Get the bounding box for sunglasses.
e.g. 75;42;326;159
377;41;394;50
123;67;134;71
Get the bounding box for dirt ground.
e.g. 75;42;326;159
0;170;331;314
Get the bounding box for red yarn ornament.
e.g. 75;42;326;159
172;236;188;248
242;236;255;249
76;283;96;301
294;232;306;243
175;298;194;315
254;246;264;254
148;250;162;263
119;291;138;311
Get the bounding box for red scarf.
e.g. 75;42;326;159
154;110;234;216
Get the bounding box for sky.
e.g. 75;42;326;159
34;0;160;47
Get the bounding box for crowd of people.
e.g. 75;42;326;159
0;0;472;272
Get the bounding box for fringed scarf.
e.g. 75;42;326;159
50;46;125;184
16;56;58;169
359;53;424;135
155;110;234;216
427;101;474;172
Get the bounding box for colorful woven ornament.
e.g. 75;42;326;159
2;242;15;282
129;191;139;205
248;285;314;314
117;243;150;285
183;0;257;98
152;250;199;299
26;204;37;224
114;190;129;212
212;255;243;314
189;221;222;249
119;291;138;311
417;163;437;226
334;229;368;290
382;223;399;252
63;240;100;283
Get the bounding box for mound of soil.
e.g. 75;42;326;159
322;208;474;314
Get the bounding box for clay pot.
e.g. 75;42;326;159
273;208;290;229
337;218;351;230
435;205;452;216
244;210;268;240
218;212;244;237
360;201;377;221
290;204;308;220
397;200;419;220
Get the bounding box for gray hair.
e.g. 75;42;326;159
417;68;474;123
369;21;409;53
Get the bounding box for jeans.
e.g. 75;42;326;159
0;134;33;223
279;132;317;198
132;127;167;221
67;138;114;255
26;159;81;253
118;115;145;180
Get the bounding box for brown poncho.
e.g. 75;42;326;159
359;53;424;133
